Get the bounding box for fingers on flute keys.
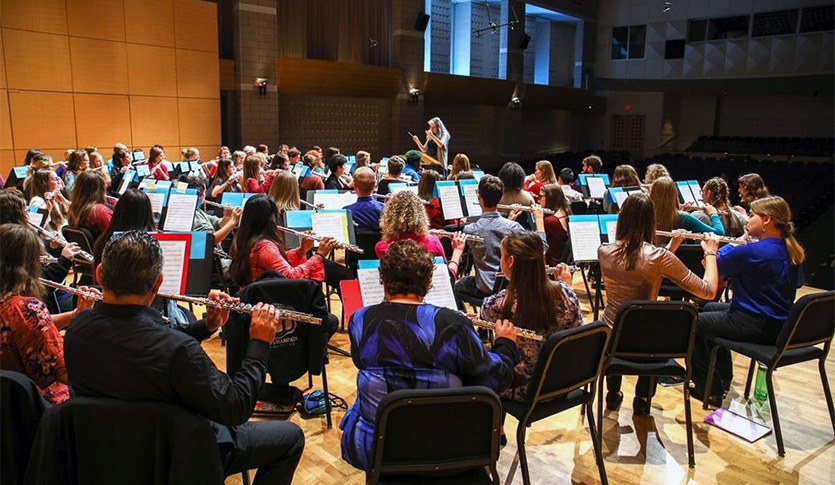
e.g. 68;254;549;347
249;303;279;344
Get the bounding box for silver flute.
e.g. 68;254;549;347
299;199;323;209
496;203;555;215
28;222;95;262
429;229;485;243
372;193;431;205
655;230;755;245
39;278;102;301
464;315;544;342
495;265;580;278
203;200;236;210
213;246;231;259
154;293;322;325
276;226;365;254
39;255;59;265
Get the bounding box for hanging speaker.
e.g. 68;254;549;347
518;34;531;50
415;12;430;31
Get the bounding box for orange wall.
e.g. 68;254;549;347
0;0;221;176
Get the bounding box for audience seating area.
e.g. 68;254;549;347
688;136;834;158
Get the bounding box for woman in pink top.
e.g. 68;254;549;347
375;191;446;260
147;146;169;181
242;154;275;193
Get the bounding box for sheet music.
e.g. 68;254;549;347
425;263;457;310
688;183;705;207
357;268;385;306
438;185;463;220
27;211;45;227
605;220;618;239
587;177;606;199
163;194;198;232
118;170;134;195
157;239;187;295
462;184;481;217
391;185;418;195
314;192;357;210
569;221;601;262
311;212;348;243
677;183;697;205
146;192;166;214
293;165;305;180
613;191;629;208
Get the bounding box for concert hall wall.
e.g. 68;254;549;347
0;0;222;175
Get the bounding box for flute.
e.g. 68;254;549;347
154;293;322;325
299;199;323;210
429;229;485;243
495;265;580;278
203;200;236;211
28;221;95;262
655;230;754;245
40;255;59;265
372;193;430;205
213;246;231;259
276;226;365;254
39;278;102;301
464;315;544;342
496;203;554;215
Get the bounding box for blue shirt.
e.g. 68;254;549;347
719;237;799;320
402;164;421;183
343;196;384;232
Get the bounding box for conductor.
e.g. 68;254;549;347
412;117;451;168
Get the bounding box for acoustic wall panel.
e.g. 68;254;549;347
0;0;68;35
0;89;12;150
0;150;15;176
70;37;129;95
175;49;220;98
173;0;218;53
177;98;221;145
67;0;126;42
124;0;176;47
9;91;77;149
74;94;132;148
3;30;73;92
126;44;177;97
130;96;180;148
0;30;5;89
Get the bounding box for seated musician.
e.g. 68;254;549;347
28;169;69;234
447;153;471;181
299;154;325;192
454;175;547;303
210;158;242;199
242;154;275;193
68;170;113;242
557;167;584;203
522;160;557;202
0;224;98;404
340;240;521;471
190;180;242;244
481;231;583;401
374;191;446;261
92;188;156;267
539;184;571;266
416;170;445;229
691;196;804;406
643;163;670;185
603;164;642;214
324;154;351;191
498;162;535;208
269;170;302;217
375;156;406;196
64;230;305;483
598;193;718;415
690;177;748;238
108;149;132;196
650;177;724;250
343;167;384;232
402;150;423;183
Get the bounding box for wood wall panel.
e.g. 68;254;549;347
3;30;73;92
67;0;126;42
74;94;132;148
0;33;5;90
176;49;220;98
173;0;218;53
177;98;221;145
124;0;175;47
126;44;177;97
13;149;67;164
70;38;129;95
219;59;235;91
275;57;402;98
0;150;15;176
0;0;68;35
8;91;77;149
130;96;180;147
0;89;12;150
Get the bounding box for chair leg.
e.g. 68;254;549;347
241;471;251;485
516;422;531;485
580;384;588;416
646;376;657;410
585;400;609;485
683;379;695;467
322;362;332;429
819;358;835;435
765;369;785;456
702;345;720;410
743;359;756;400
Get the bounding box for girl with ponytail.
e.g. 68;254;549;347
691;195;805;406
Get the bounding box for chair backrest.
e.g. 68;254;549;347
367;387;500;483
673;243;705;278
0;371;51;485
61;226;95;254
346;230;382;269
525;322;611;403
776;291;835;351
25;397;224;485
340;279;363;323
608;301;698;360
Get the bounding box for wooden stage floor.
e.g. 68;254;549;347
202;280;835;485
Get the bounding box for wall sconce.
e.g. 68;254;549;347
510;96;521;109
409;88;420;104
254;78;268;96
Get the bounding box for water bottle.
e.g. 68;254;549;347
753;362;768;401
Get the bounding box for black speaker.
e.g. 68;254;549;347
415;12;430;31
518;33;531;50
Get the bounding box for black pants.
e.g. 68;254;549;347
222;421;305;485
691;303;782;399
606;372;659;399
453;276;491;311
322;258;356;293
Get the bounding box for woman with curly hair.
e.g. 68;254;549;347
643;163;670;185
374;190;446;261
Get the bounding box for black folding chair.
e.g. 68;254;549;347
366;387;501;485
658;244;706;301
61;225;96;285
502;322;611;485
597;301;699;467
702;291;835;456
0;371;51;485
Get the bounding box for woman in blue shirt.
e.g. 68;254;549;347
690;196;805;405
340;239;520;471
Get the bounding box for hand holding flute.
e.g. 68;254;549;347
463;314;543;342
429;229;484;243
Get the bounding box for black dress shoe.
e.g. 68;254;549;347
606;391;624;411
633;397;650;416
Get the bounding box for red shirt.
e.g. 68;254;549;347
299;175;324;191
543;214;568;266
150;162;169;180
246;174;275;193
523;179;544;201
83;203;113;241
0;295;69;404
425;198;445;229
249;239;325;283
375;233;447;261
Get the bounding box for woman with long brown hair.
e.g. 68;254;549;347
598;193;718;414
242;154;274;193
28;169;69;232
63;149;89;191
481;231;582;399
736;173;770;211
447;153;471;180
691;177;748;237
417;170;445;229
691;196;805;406
539;184;571;265
650;177;725;249
523;160;558;202
68;170;112;241
210;158;241;199
147;145;169;181
604;164;643;213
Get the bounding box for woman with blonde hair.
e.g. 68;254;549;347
650;177;724;249
691;196;805;405
89;151;111;189
447;153;471;180
374;190;446;261
643;163;670;185
523;160;557;201
268;170;301;216
692;177;747;237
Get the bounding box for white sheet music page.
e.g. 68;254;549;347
311;212;348;243
438;185;463;220
118;171;134;195
163;194;198;232
614;191;629;208
605;220;618;240
27;211;45;227
425;263;457;310
157;239;187;295
462;184;482;217
146;192;166;215
357;268;385;306
587;177;607;199
569;221;601;262
314;192;357;209
677;183;697;205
